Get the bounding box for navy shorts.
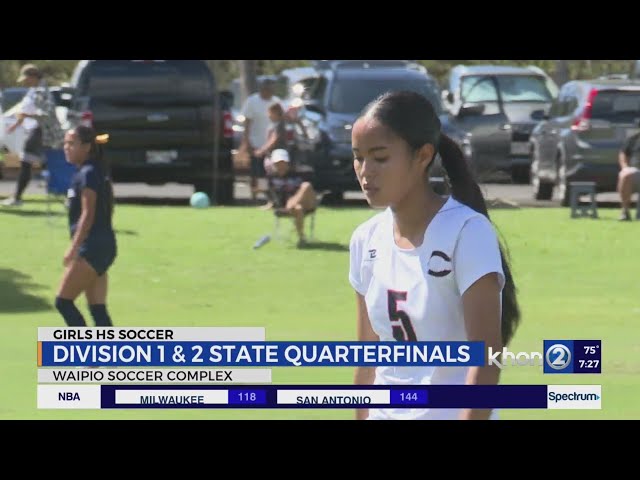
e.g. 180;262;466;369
79;236;117;276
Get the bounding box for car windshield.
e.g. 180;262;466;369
328;77;442;114
1;89;27;112
591;90;640;122
461;75;553;103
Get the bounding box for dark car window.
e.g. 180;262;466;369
1;88;28;111
328;77;442;114
306;77;328;102
591;91;640;122
549;98;564;117
554;83;577;117
566;95;579;115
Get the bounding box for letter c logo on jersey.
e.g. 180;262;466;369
427;251;452;277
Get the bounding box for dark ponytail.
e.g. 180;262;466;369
362;90;521;346
438;134;520;346
94;135;114;219
73;125;115;218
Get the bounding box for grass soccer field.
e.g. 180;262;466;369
0;197;638;420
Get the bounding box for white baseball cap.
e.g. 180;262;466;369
271;149;290;163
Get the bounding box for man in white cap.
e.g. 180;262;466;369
267;149;317;247
240;78;282;202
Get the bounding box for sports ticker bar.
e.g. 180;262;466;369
36;384;602;410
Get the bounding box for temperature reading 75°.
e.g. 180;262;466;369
584;345;600;355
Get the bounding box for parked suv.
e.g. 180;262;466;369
529;78;640;204
440;65;557;183
295;60;442;200
64;60;235;204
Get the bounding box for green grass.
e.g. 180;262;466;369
0;197;638;419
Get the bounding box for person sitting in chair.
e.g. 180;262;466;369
618;128;640;221
267;149;317;248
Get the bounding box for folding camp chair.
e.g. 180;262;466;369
43;149;75;217
273;206;316;242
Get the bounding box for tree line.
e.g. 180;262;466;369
1;59;636;91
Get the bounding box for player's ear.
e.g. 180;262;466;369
416;143;435;172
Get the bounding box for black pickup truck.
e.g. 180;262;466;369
63;60;235;204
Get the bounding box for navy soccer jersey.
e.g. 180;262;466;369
67;159;114;239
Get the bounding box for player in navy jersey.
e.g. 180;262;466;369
349;91;521;420
54;125;117;328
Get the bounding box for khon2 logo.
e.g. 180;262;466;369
543;340;574;373
487;341;574;372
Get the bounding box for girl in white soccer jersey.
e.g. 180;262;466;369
349;91;520;420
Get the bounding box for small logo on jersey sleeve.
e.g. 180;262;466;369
427;250;452;277
364;248;378;262
67;188;76;198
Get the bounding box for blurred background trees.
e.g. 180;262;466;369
1;59;637;93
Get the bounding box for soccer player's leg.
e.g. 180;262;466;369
85;273;113;327
56;257;98;327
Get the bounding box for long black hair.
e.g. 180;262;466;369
73;125;115;218
361;90;520;346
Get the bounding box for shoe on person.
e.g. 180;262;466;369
297;238;308;249
618;210;631;221
1;197;22;207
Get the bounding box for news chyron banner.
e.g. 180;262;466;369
37;327;271;409
37;328;602;410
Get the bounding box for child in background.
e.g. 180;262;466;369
258;103;289;183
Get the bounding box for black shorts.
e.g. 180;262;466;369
250;155;265;179
79;236;117;276
24;126;43;157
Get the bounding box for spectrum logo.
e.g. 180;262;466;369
547;385;601;409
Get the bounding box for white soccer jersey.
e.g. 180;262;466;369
349;197;505;420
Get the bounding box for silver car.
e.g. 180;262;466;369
440;65;558;184
530;78;640;204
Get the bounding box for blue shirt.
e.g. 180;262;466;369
68;159;114;240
